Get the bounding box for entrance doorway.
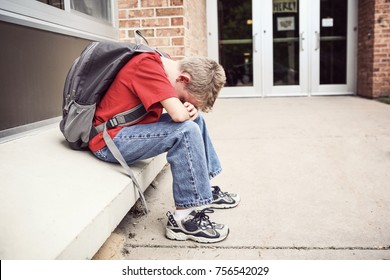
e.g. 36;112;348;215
207;0;357;97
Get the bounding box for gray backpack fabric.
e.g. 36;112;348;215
60;35;166;214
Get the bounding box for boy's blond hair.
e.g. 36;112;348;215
179;57;226;112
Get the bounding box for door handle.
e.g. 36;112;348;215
253;33;258;53
315;31;320;51
300;32;305;51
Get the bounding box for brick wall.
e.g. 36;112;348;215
358;0;390;98
118;0;207;60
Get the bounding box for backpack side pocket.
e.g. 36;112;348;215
63;102;96;149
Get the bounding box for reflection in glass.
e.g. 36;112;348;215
273;0;299;86
70;0;112;25
218;0;253;87
36;0;64;9
320;0;348;84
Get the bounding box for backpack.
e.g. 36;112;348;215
60;41;165;150
59;32;166;214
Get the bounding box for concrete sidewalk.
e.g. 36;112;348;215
93;96;390;260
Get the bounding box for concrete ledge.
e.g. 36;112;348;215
0;124;167;259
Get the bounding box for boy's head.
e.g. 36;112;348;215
178;57;226;112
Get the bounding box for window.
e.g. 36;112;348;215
35;0;113;25
71;0;112;25
0;0;117;40
36;0;64;10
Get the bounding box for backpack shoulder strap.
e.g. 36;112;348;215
91;103;147;138
102;123;149;215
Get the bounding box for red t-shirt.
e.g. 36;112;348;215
88;52;178;152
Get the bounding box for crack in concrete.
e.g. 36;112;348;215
124;244;390;251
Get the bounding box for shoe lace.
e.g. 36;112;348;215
192;208;215;228
212;186;229;198
166;211;178;227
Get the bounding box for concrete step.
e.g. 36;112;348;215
0;124;167;259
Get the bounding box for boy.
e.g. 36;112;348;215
89;51;240;243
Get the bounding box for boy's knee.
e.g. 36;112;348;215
180;120;201;136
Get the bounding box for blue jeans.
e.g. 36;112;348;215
93;113;222;208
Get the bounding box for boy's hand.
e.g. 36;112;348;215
184;102;198;120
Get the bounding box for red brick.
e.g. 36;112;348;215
118;0;138;9
158;46;185;57
172;37;184;45
129;28;155;37
146;37;171;46
156;7;184;16
141;0;168;8
156;27;184;37
143;18;170;27
171;17;184;26
118;10;127;19
128;9;155;18
119;19;141;28
170;0;183;6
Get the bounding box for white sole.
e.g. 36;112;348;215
166;228;229;243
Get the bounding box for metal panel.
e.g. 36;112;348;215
0;21;91;131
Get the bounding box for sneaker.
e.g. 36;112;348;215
166;208;229;243
209;186;240;209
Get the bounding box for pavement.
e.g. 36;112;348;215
92;96;390;260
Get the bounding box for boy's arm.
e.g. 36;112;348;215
161;97;190;122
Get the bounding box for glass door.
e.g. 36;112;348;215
207;0;357;97
207;0;261;97
318;0;348;84
263;0;309;96
259;0;356;96
218;0;253;88
311;0;357;95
